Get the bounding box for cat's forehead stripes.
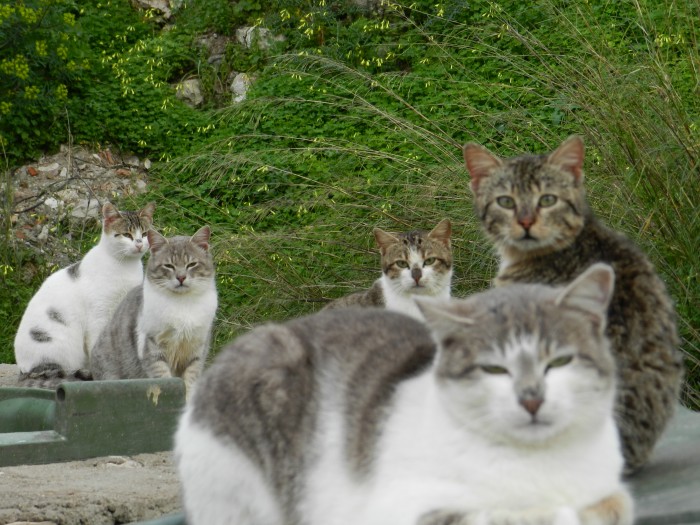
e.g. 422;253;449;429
106;209;150;235
494;331;563;367
487;155;566;194
400;230;427;246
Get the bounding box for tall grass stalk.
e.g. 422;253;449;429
156;0;698;406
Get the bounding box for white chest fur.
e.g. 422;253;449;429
138;280;218;362
380;272;451;321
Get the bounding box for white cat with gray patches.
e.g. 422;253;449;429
324;218;453;320
14;201;155;388
90;226;217;398
176;263;632;525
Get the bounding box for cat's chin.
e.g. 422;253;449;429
505;420;566;445
168;284;191;294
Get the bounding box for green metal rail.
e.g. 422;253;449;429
0;378;185;466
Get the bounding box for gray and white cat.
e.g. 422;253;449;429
324;219;452;320
463;135;683;474
90;226;217;398
176;263;632;525
14;201;155;388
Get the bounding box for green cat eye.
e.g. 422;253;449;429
424;257;436;266
496;196;516;209
547;355;574;370
480;365;509;375
538;194;558;207
395;260;409;269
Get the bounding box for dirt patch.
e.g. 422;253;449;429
0;365;182;525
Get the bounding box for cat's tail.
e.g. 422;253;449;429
18;362;93;389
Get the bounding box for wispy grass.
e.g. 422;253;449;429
155;0;699;406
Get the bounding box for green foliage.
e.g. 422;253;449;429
0;0;89;163
1;0;697;407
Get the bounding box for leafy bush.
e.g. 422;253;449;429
0;0;89;164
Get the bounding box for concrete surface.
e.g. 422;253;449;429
0;365;182;525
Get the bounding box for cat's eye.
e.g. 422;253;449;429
395;261;409;269
164;264;175;271
546;355;574;371
424;257;436;266
538;194;558;208
480;365;509;375
186;262;198;269
496;196;516;209
123;233;133;240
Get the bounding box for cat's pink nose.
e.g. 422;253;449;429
520;397;543;415
518;215;535;229
177;275;186;284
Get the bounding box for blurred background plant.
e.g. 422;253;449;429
1;0;697;406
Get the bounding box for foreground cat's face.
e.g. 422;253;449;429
102;202;156;258
375;219;452;296
419;263;616;445
147;227;215;294
463;136;588;256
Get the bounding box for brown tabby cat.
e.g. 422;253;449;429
462;135;684;474
323;219;452;320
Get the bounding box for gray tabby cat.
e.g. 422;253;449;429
176;263;632;525
463;135;683;474
14;202;155;388
324;219;452;320
90;226;218;398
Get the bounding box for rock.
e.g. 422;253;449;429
235;26;280;50
38;163;60;172
197;33;235;66
44;198;59;210
143;159;152;170
37;225;49;244
230;72;252;103
71;199;101;220
55;189;78;203
59;167;68;178
131;0;172;19
27;167;38;177
124;155;140;167
175;78;204;107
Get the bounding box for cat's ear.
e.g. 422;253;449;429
147;229;168;253
373;228;399;255
102;202;121;228
416;298;475;340
428;219;452;247
462;143;503;193
555;263;615;328
548;135;585;182
191;226;211;252
139;202;156;221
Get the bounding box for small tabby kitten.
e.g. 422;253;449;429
90;226;218;398
14;202;155;388
176;263;632;525
463;135;683;474
324;219;452;320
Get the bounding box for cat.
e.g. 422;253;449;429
323;218;452;320
89;226;217;398
175;263;633;525
14;201;155;388
463;135;684;475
